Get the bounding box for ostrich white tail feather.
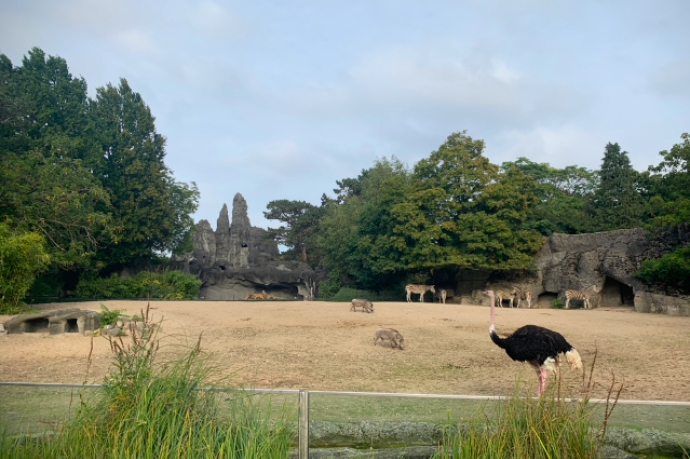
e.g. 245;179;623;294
565;349;582;370
542;357;557;373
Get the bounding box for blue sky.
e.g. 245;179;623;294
2;0;689;230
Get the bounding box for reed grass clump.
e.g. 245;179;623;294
433;352;622;459
0;303;293;459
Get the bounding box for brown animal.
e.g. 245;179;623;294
512;286;533;309
350;298;374;313
374;328;405;350
492;289;515;308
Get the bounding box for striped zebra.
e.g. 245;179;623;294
512;286;533;309
564;284;602;309
405;284;435;303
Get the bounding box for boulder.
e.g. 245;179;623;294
3;309;99;335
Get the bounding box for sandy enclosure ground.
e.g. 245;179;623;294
1;300;689;401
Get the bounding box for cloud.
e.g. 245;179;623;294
647;60;690;99
189;1;243;41
110;29;158;54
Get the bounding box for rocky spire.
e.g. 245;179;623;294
216;204;230;231
231;192;251;227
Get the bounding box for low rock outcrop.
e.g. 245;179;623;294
174;193;322;300
3;309;99;335
480;224;690;315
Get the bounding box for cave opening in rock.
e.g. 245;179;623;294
600;276;635;307
536;292;558;309
24;318;50;333
65;318;79;333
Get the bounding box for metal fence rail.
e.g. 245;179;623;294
3;381;690;458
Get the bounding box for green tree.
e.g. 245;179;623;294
591;142;643;230
387;132;542;270
0;50;111;268
0;223;51;309
501;158;597;234
264;199;324;265
90;79;198;264
643;133;690;227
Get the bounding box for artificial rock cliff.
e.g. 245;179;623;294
177;193;321;300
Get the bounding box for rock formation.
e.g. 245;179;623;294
475;224;690;315
3;309;100;335
176;193;322;300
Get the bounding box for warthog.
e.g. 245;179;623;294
350;298;374;313
374;328;404;350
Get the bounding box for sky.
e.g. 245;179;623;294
1;0;689;231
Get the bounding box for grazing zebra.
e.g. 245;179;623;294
512;286;533;309
405;284;435;303
494;289;515;308
564;284;602;309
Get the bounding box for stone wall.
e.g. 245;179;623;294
482;224;690;315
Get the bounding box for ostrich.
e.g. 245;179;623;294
483;290;583;395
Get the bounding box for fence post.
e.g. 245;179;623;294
298;390;310;459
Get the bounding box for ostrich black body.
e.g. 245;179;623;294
490;324;574;365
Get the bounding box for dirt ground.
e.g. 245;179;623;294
1;300;689;401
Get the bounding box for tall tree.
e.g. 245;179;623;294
387;131;542;270
90;79;198;264
264;199;324;265
591;143;643;230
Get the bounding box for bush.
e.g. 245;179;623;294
0;223;51;312
96;304;127;327
74;270;202;300
636;244;690;292
552;298;564;309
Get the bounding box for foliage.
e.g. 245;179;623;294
0;223;51;311
636;244;690;292
96;303;127;327
74;270;202;300
552;298;564;309
642;133;690;227
317;267;343;298
501;157;598;235
591;142;643;230
0;151;111;268
386;132;543;271
264;198;325;266
0;308;293;458
90;79;199;264
0;48;199;275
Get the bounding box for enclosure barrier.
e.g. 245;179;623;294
2;381;690;459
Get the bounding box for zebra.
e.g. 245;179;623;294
512;286;533;309
564;284;602;309
405;284;435;303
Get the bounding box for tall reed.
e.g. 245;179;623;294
433;351;621;459
0;303;294;459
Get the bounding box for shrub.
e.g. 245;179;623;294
636;244;690;292
96;304;126;327
74;270;202;300
0;223;51;312
552;298;564;309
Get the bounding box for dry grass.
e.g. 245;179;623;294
1;300;690;401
